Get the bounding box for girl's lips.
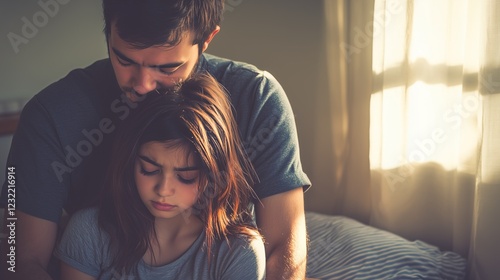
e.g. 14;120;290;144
152;201;176;211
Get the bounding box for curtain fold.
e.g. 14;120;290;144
305;0;350;215
305;0;373;222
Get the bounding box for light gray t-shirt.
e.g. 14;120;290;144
54;208;266;280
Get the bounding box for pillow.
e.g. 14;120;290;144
305;212;467;280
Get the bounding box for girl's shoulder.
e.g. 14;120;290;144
63;207;102;237
218;233;265;257
207;233;266;279
68;207;99;224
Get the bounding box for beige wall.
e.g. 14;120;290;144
0;0;108;101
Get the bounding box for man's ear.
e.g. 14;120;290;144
201;26;221;53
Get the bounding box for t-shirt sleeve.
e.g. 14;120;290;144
1;95;68;223
239;71;311;198
217;235;266;280
1;61;112;223
53;208;105;278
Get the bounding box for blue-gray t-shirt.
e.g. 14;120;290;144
54;208;265;280
1;53;311;222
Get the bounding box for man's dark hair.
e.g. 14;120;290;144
103;0;223;50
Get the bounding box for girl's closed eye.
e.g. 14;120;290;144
140;166;160;176
177;173;198;184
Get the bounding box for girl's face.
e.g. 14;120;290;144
135;141;200;221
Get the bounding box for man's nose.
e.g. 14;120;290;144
132;67;157;95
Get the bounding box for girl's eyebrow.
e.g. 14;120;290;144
138;155;199;171
174;166;200;172
138;155;161;167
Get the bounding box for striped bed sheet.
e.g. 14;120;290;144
305;212;467;280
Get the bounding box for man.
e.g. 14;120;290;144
0;0;311;279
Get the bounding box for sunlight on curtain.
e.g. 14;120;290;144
371;0;479;171
370;0;500;279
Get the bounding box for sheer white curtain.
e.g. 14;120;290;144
369;0;500;279
317;0;500;279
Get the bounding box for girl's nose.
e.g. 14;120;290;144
155;177;175;197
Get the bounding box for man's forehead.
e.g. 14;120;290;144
109;33;198;69
109;22;196;49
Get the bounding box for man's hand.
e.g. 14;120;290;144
255;187;308;280
1;209;57;280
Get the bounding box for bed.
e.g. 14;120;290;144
305;212;467;280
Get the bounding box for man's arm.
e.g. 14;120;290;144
255;187;308;280
1;210;57;280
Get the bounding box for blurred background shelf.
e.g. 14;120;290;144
0;113;20;136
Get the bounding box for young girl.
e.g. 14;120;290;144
54;73;265;279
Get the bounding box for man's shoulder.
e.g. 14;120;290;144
201;54;282;98
23;58;117;127
201;53;268;84
35;58;114;103
202;53;261;74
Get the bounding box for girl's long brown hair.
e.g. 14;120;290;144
98;73;260;275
